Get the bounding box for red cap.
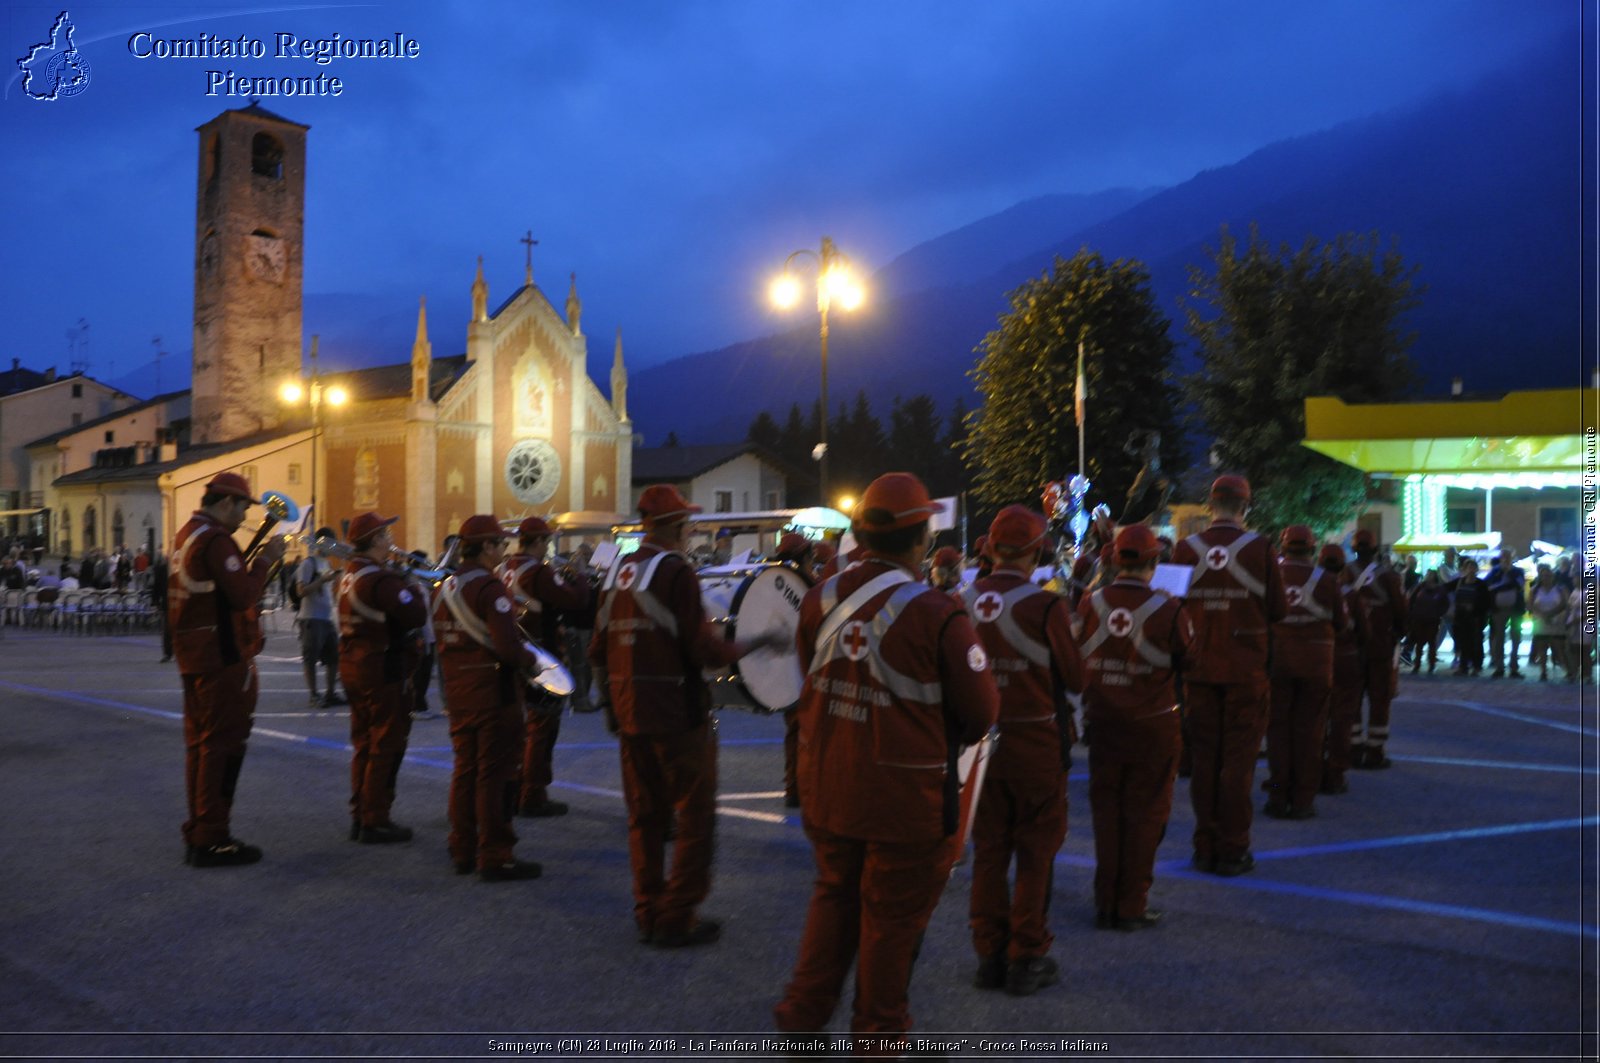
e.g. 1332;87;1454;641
348;511;399;546
1352;528;1378;551
516;516;553;540
987;505;1048;558
853;473;944;532
1318;543;1347;567
776;532;809;557
458;514;511;543
932;546;962;569
205;472;259;504
1114;524;1162;564
1210;474;1251;502
1280;524;1316;551
637;484;701;529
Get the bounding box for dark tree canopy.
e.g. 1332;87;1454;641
1184;224;1422;536
963;250;1186;517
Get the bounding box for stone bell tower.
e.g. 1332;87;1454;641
191;104;308;444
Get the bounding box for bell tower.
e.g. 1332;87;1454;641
191;104;309;444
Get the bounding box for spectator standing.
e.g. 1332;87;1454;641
1485;552;1528;678
1526;565;1569;682
1404;570;1451;675
1448;559;1491;676
296;530;345;708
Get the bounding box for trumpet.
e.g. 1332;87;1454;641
385;544;455;585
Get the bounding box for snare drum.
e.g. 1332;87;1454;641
698;563;812;713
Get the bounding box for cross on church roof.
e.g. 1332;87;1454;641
521;230;539;285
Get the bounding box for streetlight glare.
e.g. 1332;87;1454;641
770;274;802;310
325;384;350;407
279;380;305;404
837;495;855;513
836;281;865;312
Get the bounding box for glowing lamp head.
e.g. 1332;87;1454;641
836;495;855;513
279;380;305;405
769;273;802;310
324;384;349;407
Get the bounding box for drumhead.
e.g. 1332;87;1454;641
728;564;810;712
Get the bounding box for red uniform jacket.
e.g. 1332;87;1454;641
962;569;1083;779
1171;520;1287;682
498;553;589;661
338;556;428;685
1334;573;1366;661
433;559;538;710
1272;558;1347;681
169;510;271;673
590;542;741;736
796;557;999;843
1351;560;1408;649
1075;578;1193;723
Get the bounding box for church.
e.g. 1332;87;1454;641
36;103;635;560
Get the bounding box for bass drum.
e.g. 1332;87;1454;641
699;563;812;713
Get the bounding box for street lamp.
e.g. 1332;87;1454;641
278;335;347;528
769;236;865;504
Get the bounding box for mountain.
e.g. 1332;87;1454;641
630;34;1581;446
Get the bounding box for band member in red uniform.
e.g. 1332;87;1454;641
1171;475;1287;876
962;506;1082;995
499;516;590;818
1077;524;1193;928
434;515;544;882
773;532;817;809
1348;529;1408;768
169;472;284;867
929;545;964;593
1265;526;1347;819
1320;545;1365;795
774;473;999;1040
337;511;428;844
590;485;774;947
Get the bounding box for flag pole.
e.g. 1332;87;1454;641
1075;339;1086;482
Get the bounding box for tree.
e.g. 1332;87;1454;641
829;391;885;506
963;250;1185;517
746;410;781;452
1184;225;1421;536
886;394;944;489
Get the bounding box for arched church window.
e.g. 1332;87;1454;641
251;133;284;179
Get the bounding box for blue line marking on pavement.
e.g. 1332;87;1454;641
1250;817;1596;861
0;678;184;722
1417;698;1597;736
1393;754;1596;775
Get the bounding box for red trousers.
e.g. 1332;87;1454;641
346;676;413;828
968;772;1066;961
1088;712;1179;919
617;721;718;938
774;826;956;1035
1184;676;1268;862
1266;674;1331;811
520;696;562;807
181;661;258;848
447;700;522;871
1325;652;1363;783
1358;644;1398;751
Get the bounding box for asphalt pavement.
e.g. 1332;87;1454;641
0;619;1594;1061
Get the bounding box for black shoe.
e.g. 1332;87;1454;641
784;791;801;809
190;838;263;868
348;820;360;842
321;691;347;706
1320;776;1349;795
358;823;414;844
453;860;474;875
1262;800;1291;819
1489;668;1504;679
517;800;569;818
1115;909;1163;932
973;952;1008;989
636;924;655;945
1509;668;1522;678
1350;746;1370;769
1094;911;1118;930
479;858;543;882
1287;805;1317;820
1213;852;1255;877
1005;955;1059;996
159;654;173;663
653;919;721;948
1190;853;1216;873
1365;751;1392;770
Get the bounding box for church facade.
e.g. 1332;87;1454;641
37;103;634;561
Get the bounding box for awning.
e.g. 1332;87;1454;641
1391;531;1504;554
0;508;45;518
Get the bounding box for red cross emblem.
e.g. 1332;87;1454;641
1285;586;1304;607
1205;546;1230;570
973;591;1004;623
616;563;638;590
841;620;871;661
1107;607;1135;637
